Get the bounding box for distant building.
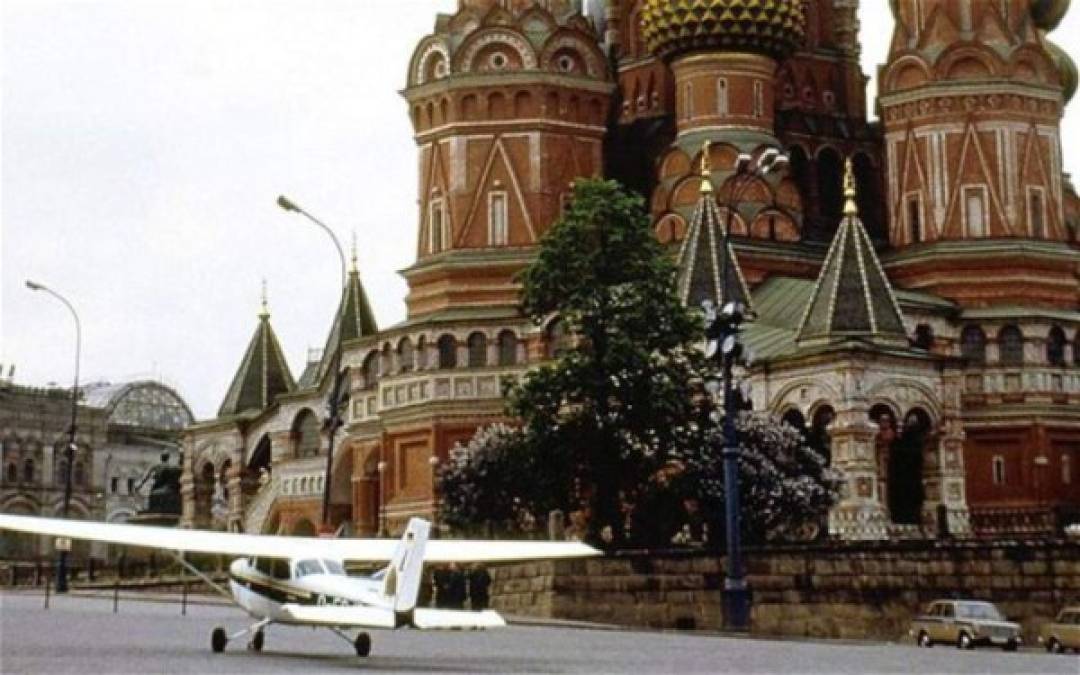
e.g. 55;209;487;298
0;378;193;559
183;0;1078;540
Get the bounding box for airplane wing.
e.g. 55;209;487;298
0;513;599;562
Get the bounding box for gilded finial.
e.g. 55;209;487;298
843;157;858;217
700;140;713;194
259;278;270;319
350;231;358;273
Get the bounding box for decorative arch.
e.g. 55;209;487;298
935;44;1002;81
654;212;688;244
292;408;321;459
409;37;451;87
539;29;606;79
455;28;538;73
883;55;932;92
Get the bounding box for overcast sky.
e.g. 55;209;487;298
3;1;1079;420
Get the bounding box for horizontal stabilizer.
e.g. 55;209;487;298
411;608;507;630
278;604;396;629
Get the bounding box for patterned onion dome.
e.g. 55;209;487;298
640;0;806;62
1046;40;1078;102
1031;0;1070;31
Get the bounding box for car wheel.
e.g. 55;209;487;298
917;631;932;648
354;632;371;657
957;632;973;650
1002;639;1017;652
1047;638;1062;654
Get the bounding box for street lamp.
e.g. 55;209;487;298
702;145;787;632
376;461;387;537
25;280;81;593
277;195;349;534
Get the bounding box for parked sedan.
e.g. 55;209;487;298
909;600;1021;651
1038;606;1080;654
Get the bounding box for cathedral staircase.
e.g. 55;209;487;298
243;474;279;534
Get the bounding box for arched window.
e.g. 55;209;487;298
398;338;415;372
437;335;457;369
809;405;835;466
960;325;986;365
467;332;487;367
363;352;380;390
498;330;518;366
1046;326;1066;366
546;319;570;359
381;343;394;376
998;325;1024;367
913;324;934;351
5;463;16;483
781;408;806;434
22;458;34;483
294;410;321;458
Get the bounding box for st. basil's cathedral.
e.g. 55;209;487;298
181;0;1079;542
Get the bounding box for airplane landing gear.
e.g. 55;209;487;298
354;632;371;657
248;630;265;652
211;627;228;653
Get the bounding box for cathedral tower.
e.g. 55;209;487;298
402;0;613;318
879;0;1078;306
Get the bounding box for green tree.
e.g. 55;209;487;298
437;178;842;548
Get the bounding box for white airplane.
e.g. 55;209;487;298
0;513;597;658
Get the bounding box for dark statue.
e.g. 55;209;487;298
137;452;182;516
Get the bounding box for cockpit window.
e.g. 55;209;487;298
295;559;326;577
322;559;345;575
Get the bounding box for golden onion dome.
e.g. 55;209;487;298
1046;39;1078;102
640;0;806;62
1031;0;1070;31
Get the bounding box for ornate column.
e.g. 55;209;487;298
828;394;890;540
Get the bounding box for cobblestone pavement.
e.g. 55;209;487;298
1;592;1075;674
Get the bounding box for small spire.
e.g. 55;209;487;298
258;278;270;320
700;140;713;194
843;156;858;217
350;231;358;273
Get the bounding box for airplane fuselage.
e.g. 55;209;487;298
227;557;389;624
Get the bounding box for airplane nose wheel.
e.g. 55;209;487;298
354;632;372;657
248;630;264;652
211;627;228;653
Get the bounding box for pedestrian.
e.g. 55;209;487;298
432;565;451;608
468;564;491;610
446;562;467;609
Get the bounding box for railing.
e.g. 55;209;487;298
352;367;527;422
969;506;1064;538
242;474;279;534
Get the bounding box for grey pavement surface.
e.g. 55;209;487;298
1;591;1076;674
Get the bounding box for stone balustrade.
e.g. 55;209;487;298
351;367;526;422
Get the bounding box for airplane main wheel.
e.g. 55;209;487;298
354;632;372;657
211;627;228;654
250;630;264;652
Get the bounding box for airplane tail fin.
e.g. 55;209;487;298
381;517;430;613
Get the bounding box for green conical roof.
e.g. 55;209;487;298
796;168;907;347
301;267;378;389
218;308;296;417
675;172;754;313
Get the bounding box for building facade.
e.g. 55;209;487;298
183;0;1078;540
0;378;193;559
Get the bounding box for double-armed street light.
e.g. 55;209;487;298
276;195;349;535
25;280;81;592
701;145;788;631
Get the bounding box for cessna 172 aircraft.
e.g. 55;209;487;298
0;513;597;658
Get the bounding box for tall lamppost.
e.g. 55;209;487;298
25;280;81;592
277;195;348;534
702;146;787;631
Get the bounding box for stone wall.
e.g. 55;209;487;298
490;539;1080;642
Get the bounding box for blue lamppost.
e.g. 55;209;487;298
25;280;81;592
702;147;787;631
276;195;348;534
